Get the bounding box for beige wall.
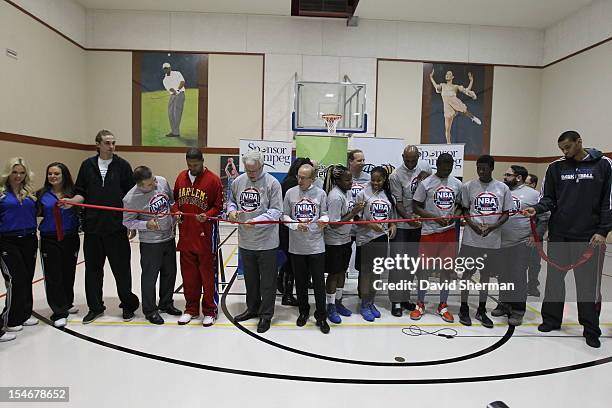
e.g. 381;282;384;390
87;51;133;146
0;1;88;144
375;60;423;142
539;40;612;156
207;54;264;147
490;67;542;156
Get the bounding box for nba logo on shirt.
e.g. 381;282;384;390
510;196;521;215
239;187;261;213
294;198;317;222
351;182;365;199
149;193;170;219
474;192;499;214
370;200;390;221
433;187;455;210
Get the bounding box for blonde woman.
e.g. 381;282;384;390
0;157;39;341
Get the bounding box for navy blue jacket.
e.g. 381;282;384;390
0;191;37;235
38;190;80;236
534;148;612;240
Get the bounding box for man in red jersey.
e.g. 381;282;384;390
173;148;223;327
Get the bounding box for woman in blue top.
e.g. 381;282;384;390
37;162;80;328
0;157;39;340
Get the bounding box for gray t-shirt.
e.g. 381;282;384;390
227;172;282;251
349;171;370;236
122;176;175;244
501;184;540;248
355;185;395;246
283;185;328;255
460;179;513;249
324;186;352;246
389;161;433;229
413;174;462;236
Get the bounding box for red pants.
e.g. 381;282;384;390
180;250;218;317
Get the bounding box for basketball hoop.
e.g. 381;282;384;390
321;113;342;135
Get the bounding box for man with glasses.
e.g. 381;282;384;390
228;151;283;333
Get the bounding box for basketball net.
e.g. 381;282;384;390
321;114;342;135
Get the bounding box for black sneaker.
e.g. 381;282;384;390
146;312;164;325
316;319;330;334
391;303;403;317
459;309;472;326
401;301;416;311
585;337;601;348
537;322;561;332
491;303;510;317
475;310;494;328
82;310;104;325
122;310;135;322
159;305;182;316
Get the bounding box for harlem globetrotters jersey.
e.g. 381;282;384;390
460;178;513;249
413;174;462;236
173;168;223;252
500;184;540;248
355;185;395;246
389;161;433;229
325;186;353;246
227;172;283;251
283;185;328;255
349;171;370;236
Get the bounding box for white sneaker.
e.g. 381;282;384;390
202;315;216;327
5;325;23;332
472;116;482;125
23;317;39;326
54;318;67;328
0;332;16;342
68;306;79;314
178;313;192;325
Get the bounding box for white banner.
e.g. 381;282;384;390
239;139;293;174
350;137;404;173
417;143;465;178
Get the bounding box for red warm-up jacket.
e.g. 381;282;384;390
173;169;223;252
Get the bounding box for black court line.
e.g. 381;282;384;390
32;310;612;384
221;271;515;367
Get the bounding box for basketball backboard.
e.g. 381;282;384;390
292;81;367;134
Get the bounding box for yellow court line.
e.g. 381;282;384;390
526;304;542;316
65;320;612;328
223;245;238;269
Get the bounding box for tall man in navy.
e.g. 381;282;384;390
64;130;140;324
525;131;611;348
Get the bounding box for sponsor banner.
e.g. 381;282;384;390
239;139;293;183
350;137;464;177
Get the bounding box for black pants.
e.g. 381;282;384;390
242;248;277;319
388;227;421;302
291;253;326;320
83;230;139;313
325;243;352;294
140;239;177;316
0;234;37;327
41;233;80;321
541;235;603;339
527;243;542;288
498;243;528;314
459;245;499;311
359;234;389;302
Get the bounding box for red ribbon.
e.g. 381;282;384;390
528;217;603;272
53;204;64;241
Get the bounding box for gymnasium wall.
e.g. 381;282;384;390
538;40;612;156
0;0;88;144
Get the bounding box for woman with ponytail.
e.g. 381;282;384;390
322;165;364;324
354;166;397;322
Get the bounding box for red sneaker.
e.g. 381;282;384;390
410;302;425;320
437;303;454;323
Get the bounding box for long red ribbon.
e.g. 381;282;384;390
55;200;602;272
528;217;603;272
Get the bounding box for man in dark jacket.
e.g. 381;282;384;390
525;130;611;348
64;129;140;324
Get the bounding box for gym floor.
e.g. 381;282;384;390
1;224;611;407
